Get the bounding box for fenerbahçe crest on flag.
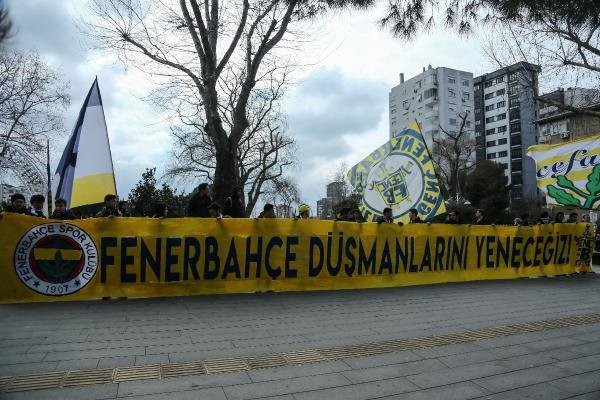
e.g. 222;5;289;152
526;134;600;209
348;121;446;222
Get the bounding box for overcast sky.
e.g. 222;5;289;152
6;0;497;210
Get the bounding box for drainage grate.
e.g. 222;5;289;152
160;361;205;379
114;364;161;382
1;312;599;393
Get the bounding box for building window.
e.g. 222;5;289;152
496;100;506;108
512;175;523;185
509;96;520;107
484;81;494;88
487;153;497;159
510;122;521;132
475;120;481;126
403;100;409;110
511;148;522;158
487;140;496;147
497;125;507;133
415;80;422;88
462;92;470;101
496;76;505;84
508;83;519;95
484;92;494;100
496;88;505;96
497;113;507;120
485;104;495;112
499;150;508;157
498;138;508;145
448;77;456;84
424;88;437;99
509;72;518;82
475;131;482;137
462;79;469;87
448;89;456;97
465;120;471;128
501;163;508;170
474;84;480;91
486;116;495;123
475;108;482;115
486;128;496;135
449;118;457;125
391;109;396;114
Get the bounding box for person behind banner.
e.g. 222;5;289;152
3;193;28;215
209;202;224;219
376;207;394;224
445;210;460;224
152;203;179;218
296;203;311;220
408;208;423;223
187;182;212;217
28;194;46;218
336;207;353;221
96;194;122;218
537;211;550;224
514;217;523;227
258;203;276;218
554;212;565;223
224;187;245;218
567;212;578;223
352;209;365;223
582;214;591;223
119;200;134;217
472;209;487;225
50;198;78;220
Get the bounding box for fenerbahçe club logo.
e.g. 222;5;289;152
13;222;98;296
348;124;446;222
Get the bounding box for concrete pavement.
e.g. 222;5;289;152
1;273;599;399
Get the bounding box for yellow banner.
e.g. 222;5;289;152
0;213;592;303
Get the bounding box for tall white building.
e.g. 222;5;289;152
389;66;475;148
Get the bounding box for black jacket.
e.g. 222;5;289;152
50;210;78;220
3;206;28;215
224;197;245;218
187;193;212;217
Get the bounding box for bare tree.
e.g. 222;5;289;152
263;175;300;217
161;62;296;215
84;0;344;213
432;111;476;200
483;9;600;117
0;50;70;172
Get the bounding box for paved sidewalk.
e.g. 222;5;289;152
1;274;599;399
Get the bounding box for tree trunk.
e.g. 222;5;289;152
213;138;244;214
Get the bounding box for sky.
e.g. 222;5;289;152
5;0;497;210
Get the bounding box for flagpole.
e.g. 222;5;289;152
46;137;52;217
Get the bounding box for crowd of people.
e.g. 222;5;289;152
0;184;594;227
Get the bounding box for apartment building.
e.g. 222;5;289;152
474;62;542;205
389;66;475;149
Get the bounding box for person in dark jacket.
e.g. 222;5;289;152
224;187;245;218
96;194;122;217
408;208;423;223
473;209;487;225
554;212;565;223
258;203;276;218
4;193;28;214
50;198;77;220
376;207;394;223
187;183;212;217
28;194;46;217
445;210;460;224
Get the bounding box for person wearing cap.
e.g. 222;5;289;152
187;182;212;217
3;193;28;214
296;203;311;219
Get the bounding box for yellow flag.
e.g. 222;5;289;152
348;121;446;222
